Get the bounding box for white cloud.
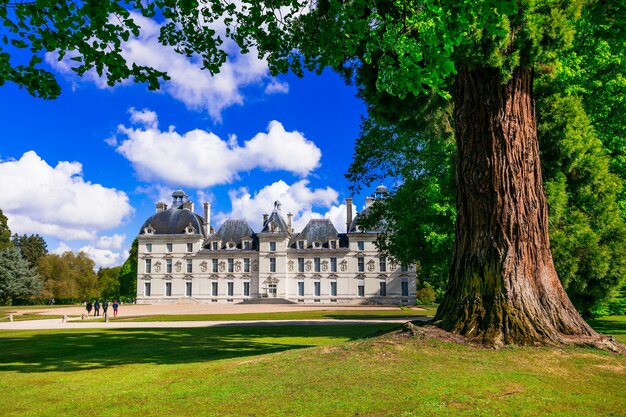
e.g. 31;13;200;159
115;112;322;188
51;242;72;255
79;246;124;269
0;151;133;241
94;234;126;250
265;79;289;94
45;12;286;120
214;179;347;231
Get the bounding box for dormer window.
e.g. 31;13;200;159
313;241;321;248
298;240;305;250
330;240;337;249
243;240;251;250
228;242;236;249
144;227;154;235
212;241;219;251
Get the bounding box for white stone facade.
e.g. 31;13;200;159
136;190;417;305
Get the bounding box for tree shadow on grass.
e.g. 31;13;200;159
0;324;395;374
587;316;626;336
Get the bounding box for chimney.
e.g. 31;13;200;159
156;202;167;213
345;198;353;232
263;213;269;224
365;196;375;209
287;212;293;233
203;202;211;236
183;200;194;212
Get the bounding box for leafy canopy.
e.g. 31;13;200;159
1;0;595;100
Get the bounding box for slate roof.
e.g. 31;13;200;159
208;219;257;249
140;207;206;237
290;219;347;248
260;202;290;234
348;207;385;233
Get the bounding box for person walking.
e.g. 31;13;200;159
112;300;119;317
102;299;109;317
94;300;100;317
86;300;93;317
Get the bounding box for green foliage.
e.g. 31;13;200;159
11;233;48;267
538;94;626;316
0;247;41;305
97;266;121;300
37;251;98;300
416;283;436;305
118;238;137;298
0;208;11;250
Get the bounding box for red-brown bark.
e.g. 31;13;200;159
433;66;621;350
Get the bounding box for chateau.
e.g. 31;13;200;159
136;187;417;304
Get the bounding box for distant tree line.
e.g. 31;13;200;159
0;208;137;305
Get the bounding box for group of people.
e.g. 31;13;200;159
85;300;119;317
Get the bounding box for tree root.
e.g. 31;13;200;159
398;321;626;354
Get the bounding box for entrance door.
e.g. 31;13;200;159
268;284;277;298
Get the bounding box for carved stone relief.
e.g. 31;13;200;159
219;261;226;272
175;261;182;272
200;261;208;272
305;260;312;272
340;259;347;271
367;259;375;271
321;260;328;271
288;260;294;271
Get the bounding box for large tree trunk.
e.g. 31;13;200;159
433;66;613;348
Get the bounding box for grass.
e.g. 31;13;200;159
0;317;625;416
587;315;626;343
108;305;438;322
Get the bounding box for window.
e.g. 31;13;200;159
330;257;337;273
243;281;250;296
401;264;409;272
314;281;321;296
166;259;172;274
211;281;218;296
379;281;387;296
357;241;364;251
212;241;218;250
401;279;409;297
166;243;173;252
228;258;234;273
244;258;250;273
186;282;192;297
298;258;305;273
379;257;386;272
186;243;193;252
269;241;276;252
269;257;276;273
358;257;365;272
243;241;250;250
144;282;151;296
212;259;218;273
186;259;192;273
297;281;304;296
314;241;321;248
298;240;305;249
358;279;365;297
330;240;337;249
165;282;172;297
314;258;321;272
146;243;152;253
145;258;152;273
227;281;234;296
228;242;235;249
330;281;337;296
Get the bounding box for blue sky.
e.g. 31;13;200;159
0;18;377;268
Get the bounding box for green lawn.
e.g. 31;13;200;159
108;305;438;323
1;318;625;416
